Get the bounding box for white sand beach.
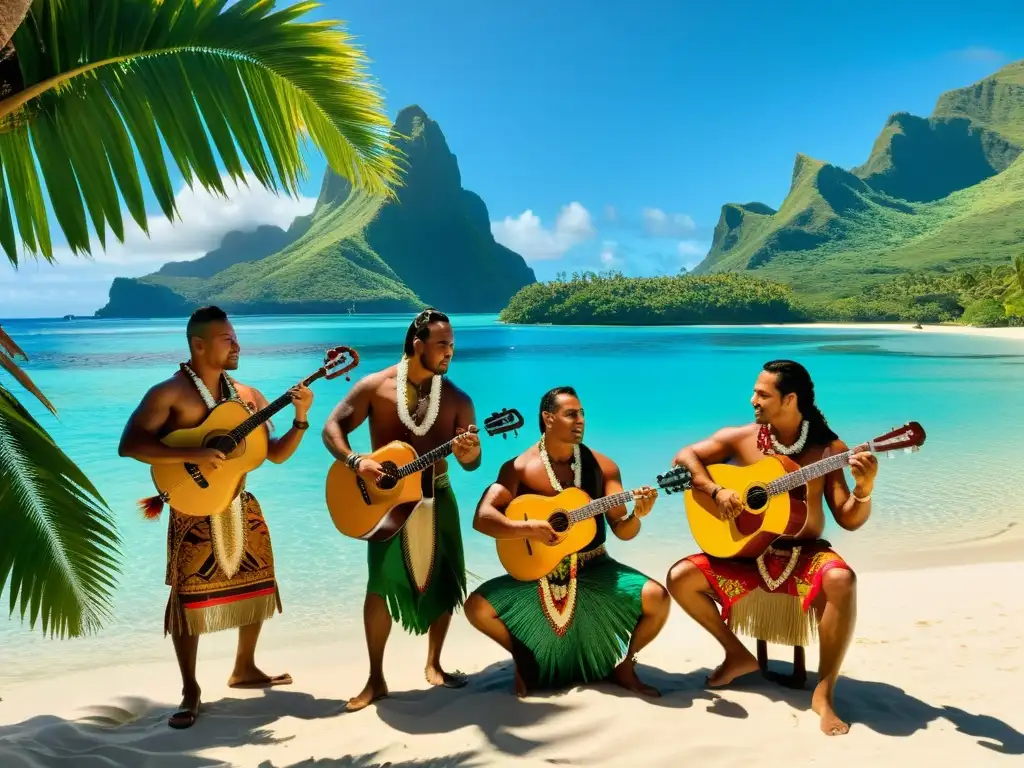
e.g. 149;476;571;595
764;322;1024;341
2;533;1022;768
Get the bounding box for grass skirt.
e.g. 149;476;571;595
476;548;647;689
367;477;466;635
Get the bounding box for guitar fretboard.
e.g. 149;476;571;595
765;449;857;496
228;370;322;443
568;490;635;524
396;437;462;478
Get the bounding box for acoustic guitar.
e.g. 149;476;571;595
656;421;927;559
141;346;359;519
496;485;656;581
327;407;525;541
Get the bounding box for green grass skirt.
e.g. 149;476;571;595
366;481;466;635
475;550;648;689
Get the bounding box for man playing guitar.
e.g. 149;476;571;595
666;360;879;736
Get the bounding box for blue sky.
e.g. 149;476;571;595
3;0;1023;317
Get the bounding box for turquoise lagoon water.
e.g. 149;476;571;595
2;314;1023;681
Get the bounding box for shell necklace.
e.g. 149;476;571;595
396;356;442;437
539;434;581;492
769;420;809;456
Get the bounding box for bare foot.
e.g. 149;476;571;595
346;676;389;712
168;685;201;729
227;667;293;689
513;666;528;698
610;659;660;697
812;687;850;736
425;665;468;689
707;649;760;688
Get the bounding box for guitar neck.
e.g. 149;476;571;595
397;436;460;478
568;490;635;524
228;370;322;442
766;447;861;496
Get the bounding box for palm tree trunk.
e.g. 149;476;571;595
0;0;31;50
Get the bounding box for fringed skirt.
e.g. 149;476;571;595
164;491;282;637
366;473;467;635
686;538;852;647
476;547;647;690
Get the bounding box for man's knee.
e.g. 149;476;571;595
463;592;494;627
666;558;707;596
641;579;671;615
821;566;856;601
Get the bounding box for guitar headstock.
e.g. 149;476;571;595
322;346;360;382
484;407;525;438
865;421;926;456
656;466;693;495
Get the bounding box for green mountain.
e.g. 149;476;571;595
694;60;1024;300
95;106;536;317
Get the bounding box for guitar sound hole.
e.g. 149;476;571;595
745;486;769;511
207;435;238;455
376;461;400;491
548;511;570;533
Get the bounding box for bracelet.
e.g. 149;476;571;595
345;452;362;471
711;486;722;501
293;419;309;430
852;491;872;503
611;511;635;526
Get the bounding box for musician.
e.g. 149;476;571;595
464;386;669;698
118;306;313;729
322;307;481;712
666;359;879;736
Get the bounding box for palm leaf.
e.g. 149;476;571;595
0;324;56;414
0;384;121;638
0;0;402;266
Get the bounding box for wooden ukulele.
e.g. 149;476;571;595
140;346;359;519
656;421;927;559
496;485;656;581
327;407;525;541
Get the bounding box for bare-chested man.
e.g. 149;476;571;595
666;359;879;736
465;386;670;698
118;305;313;729
322;307;481;712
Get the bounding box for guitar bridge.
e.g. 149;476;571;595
355;476;371;505
185;462;209;489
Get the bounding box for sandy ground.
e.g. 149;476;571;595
2;531;1022;768
762;322;1024;341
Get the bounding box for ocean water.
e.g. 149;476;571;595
2;314;1023;681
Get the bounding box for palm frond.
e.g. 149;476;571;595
0;384;121;638
0;0;401;266
0;324;55;414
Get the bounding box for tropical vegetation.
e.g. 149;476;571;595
0;0;400;638
499;272;808;325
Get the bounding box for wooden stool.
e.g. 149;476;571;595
756;639;807;689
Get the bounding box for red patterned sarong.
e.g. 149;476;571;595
686;539;851;646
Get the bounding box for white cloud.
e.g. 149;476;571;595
491;201;595;261
677;240;706;257
0;172;316;317
952;46;1006;64
642;208;696;238
598;240;620;267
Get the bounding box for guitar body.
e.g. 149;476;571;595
151;400;269;517
496;488;599;581
326;441;427;541
684;454;808;559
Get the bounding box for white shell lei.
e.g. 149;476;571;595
770;419;809;455
396;356;442;437
539;434;581;492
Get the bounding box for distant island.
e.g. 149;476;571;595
95;106;536;318
505;59;1024;328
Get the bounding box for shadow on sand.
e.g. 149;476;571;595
258;754;481;768
758;660;1024;754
